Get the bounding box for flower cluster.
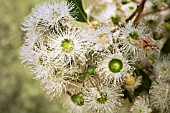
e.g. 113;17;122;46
20;0;170;113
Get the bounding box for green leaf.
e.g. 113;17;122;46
161;38;170;54
163;22;170;31
67;0;89;23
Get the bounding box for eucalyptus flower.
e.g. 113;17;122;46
20;41;56;80
48;26;90;68
21;0;75;34
89;25;113;52
124;74;142;91
84;83;123;113
130;96;152;113
118;21;156;60
96;48;134;85
62;92;85;113
141;14;163;30
152;0;168;8
153;54;170;81
149;79;170;113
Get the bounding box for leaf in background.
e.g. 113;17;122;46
161;38;170;54
67;0;89;23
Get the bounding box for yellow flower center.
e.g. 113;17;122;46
125;75;135;85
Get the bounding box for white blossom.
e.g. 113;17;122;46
21;0;75;34
130;96;152;113
96;48;134;85
48;26;90;68
84;83;123;113
118;21;156;60
149;79;170;113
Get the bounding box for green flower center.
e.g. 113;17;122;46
71;92;84;106
97;92;108;104
108;58;123;73
39;56;47;66
39;57;43;65
87;65;96;75
61;38;74;53
148;19;155;24
128;32;139;40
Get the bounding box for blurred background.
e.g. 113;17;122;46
0;0;66;113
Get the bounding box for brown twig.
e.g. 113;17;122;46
131;0;140;4
125;7;139;22
143;6;170;15
134;0;147;24
112;0;147;32
126;0;147;24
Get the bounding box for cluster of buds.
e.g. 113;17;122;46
20;0;170;113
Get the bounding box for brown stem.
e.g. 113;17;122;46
112;0;147;33
131;0;140;4
143;6;170;15
88;23;94;29
126;0;147;23
134;0;147;24
125;7;139;22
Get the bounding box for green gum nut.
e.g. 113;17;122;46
108;58;123;73
163;22;170;31
71;92;84;106
87;65;96;75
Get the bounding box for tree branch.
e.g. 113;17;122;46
134;0;147;24
143;6;170;15
126;0;147;24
